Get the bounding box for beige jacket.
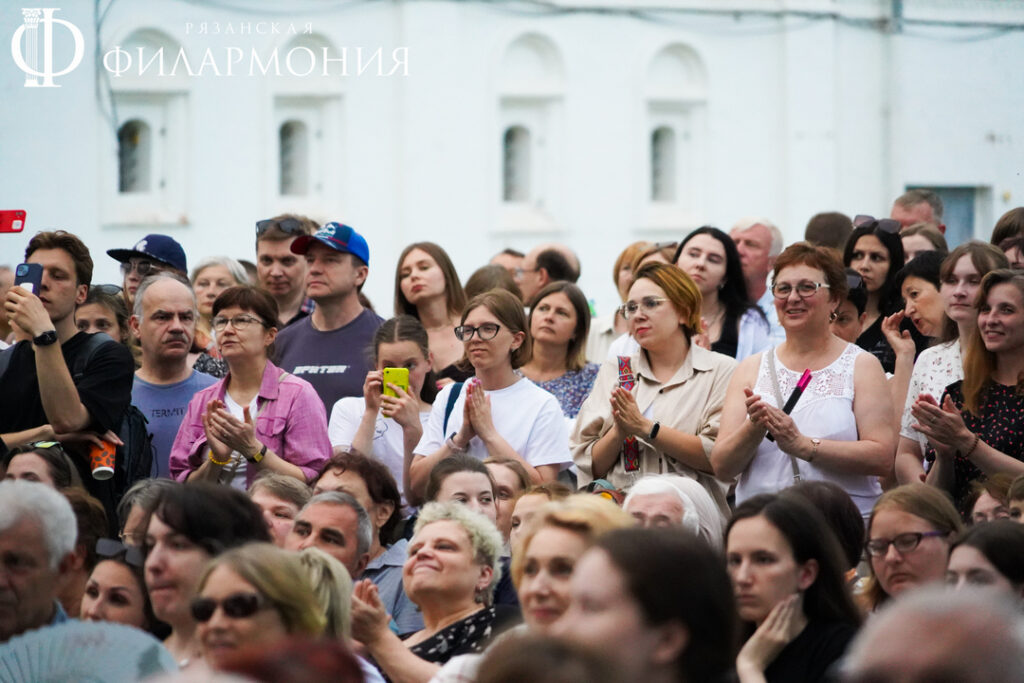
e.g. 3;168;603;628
571;344;736;514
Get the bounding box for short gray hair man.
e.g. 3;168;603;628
0;480;77;642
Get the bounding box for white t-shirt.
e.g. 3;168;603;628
328;396;430;502
415;378;572;469
220;393;255;490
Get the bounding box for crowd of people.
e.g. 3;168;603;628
3;192;1024;682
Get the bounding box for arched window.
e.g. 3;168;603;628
503;126;531;202
279;120;308;196
117;119;150;193
651;126;676;202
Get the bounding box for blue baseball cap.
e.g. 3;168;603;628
290;222;369;266
107;234;187;273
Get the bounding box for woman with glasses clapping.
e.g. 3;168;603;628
169;286;330;488
712;244;895;518
409;290;571;504
571;263;736;513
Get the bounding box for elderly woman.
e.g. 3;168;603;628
862;483;963;612
520;282;600;420
712;243;895;517
894;243;1008;484
194;543;325;671
351;502;516;683
621;474;725;550
189;256;248;377
169;286;330;488
572;262;736;513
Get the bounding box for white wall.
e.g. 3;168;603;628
2;0;1023;316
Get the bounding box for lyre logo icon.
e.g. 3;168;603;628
11;8;84;87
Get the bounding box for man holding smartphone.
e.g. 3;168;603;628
0;231;134;521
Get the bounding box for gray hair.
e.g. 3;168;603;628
115;478;180;531
895;188;944;221
301;492;372;559
731;217;785;258
189;256;248;288
413;501;504;602
133;271;197;319
842;586;1024;682
623;475;725;550
0;480;77;569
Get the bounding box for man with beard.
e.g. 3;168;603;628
129;273;216;477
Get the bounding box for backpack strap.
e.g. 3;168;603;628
442;382;464;435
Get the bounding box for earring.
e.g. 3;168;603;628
829;310;838;322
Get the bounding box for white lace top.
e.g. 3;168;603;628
736;343;881;516
899;341;963;446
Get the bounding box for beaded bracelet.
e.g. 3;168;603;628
963;433;981;459
208;448;231;466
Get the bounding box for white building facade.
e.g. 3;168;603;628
3;0;1023;313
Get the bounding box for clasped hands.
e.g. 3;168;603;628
202;399;259;461
451;380;497;448
609;386;652;439
743;387;805;457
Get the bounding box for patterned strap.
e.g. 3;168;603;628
617;356;640;472
766;350;803;483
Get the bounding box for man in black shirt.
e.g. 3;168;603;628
1;231;134;518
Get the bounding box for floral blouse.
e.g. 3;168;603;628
533;363;600;418
900;341;962;446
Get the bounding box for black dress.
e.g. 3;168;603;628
940;380;1024;510
763;620;857;683
404;604;520;664
855;314;929;375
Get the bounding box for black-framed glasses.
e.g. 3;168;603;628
120;259;165;277
92;284;124;296
865;531;948;557
618;296;668;320
191;592;265;622
853;214;901;235
256;218;306;237
211;314;268;332
771;281;831;300
454;323;501;341
96;538;144;568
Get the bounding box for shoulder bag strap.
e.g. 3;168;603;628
442;382;464;435
766;349;803;483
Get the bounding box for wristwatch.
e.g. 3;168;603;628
648;421;661;441
247;442;267;464
32;330;58;347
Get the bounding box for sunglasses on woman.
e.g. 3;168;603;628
190;592;266;622
95;538;144;568
853;214;901;236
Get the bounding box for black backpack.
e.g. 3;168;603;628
0;334;154;504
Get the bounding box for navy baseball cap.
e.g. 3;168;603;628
107;234;187;273
291;222;369;266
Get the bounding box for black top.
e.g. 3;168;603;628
763;619;857;683
941;380;1024;510
711;310;741;359
437;363;474;384
0;332;134;435
403;604;520;664
855;314;929;375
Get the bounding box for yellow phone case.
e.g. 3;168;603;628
382;367;410;397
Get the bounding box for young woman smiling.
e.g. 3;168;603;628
395;242;470;383
572;262;736;514
894;243;1008;485
410;290;570;502
915;270;1024;508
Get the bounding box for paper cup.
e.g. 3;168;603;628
89;440;116;480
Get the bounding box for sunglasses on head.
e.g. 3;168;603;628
96;538;144;568
853;214;901;235
256;218;306;237
191;592;265;622
92;284;124;296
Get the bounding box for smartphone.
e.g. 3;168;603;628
14;263;43;295
0;210;26;233
382;367;410;398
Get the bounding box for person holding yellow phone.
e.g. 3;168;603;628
327;316;437;505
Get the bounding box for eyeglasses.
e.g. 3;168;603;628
190;592;266;623
120;259;165;277
256;217;307;237
865;530;948;557
618;296;668;320
96;538;144;568
454;323;501;341
771;281;831;300
513;267;537;281
211;314;268;332
853;214;901;235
